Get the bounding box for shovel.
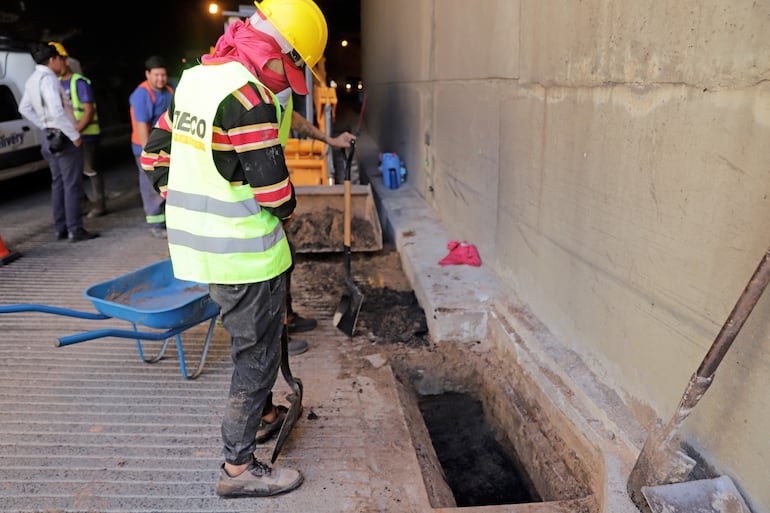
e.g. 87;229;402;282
627;244;770;513
333;140;364;337
271;315;304;463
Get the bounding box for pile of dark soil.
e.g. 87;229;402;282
293;250;429;347
357;284;429;347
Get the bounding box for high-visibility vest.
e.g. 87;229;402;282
67;73;100;136
165;61;292;284
130;80;174;147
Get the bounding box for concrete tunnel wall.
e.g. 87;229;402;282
360;1;770;511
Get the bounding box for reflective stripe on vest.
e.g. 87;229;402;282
165;61;291;284
68;74;100;136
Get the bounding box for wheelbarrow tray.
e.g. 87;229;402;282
85;259;214;330
0;259;219;379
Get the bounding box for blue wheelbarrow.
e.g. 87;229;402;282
0;259;220;379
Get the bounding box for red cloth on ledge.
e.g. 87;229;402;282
438;240;481;267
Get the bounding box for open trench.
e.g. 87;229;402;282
292;249;600;512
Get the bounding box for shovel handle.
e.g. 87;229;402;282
343;140;356;249
279;323;293;384
698;244;770;377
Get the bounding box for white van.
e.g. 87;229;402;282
0;41;48;182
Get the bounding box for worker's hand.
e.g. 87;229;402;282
327;131;356;149
281;213;295;227
72;137;82;147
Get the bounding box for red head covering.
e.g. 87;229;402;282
202;19;307;95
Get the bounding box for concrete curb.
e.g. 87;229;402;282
357;131;643;513
357;133;502;343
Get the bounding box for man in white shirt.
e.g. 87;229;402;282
18;43;98;242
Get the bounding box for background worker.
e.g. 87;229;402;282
18;43;97;243
141;0;330;498
49;41;82;74
129;55;173;238
52;42;106;218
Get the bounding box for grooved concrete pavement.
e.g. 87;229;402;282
0;145;435;513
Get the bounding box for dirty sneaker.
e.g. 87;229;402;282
287;313;317;333
215;457;302;498
256;405;288;444
287;337;308;356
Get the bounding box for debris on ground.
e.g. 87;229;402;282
357;284;429;347
294;249;428;347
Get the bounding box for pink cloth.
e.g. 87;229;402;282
202;19;307;95
438;240;481;267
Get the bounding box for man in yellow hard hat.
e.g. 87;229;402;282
141;0;328;499
19;43;98;242
48;42;82;74
51;42;106;218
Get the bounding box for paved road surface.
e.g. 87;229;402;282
0;145;436;513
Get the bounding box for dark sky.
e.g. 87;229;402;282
9;0;360;75
4;0;360;127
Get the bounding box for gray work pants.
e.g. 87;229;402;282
209;272;287;465
42;133;84;235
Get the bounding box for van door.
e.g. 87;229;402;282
0;80;47;181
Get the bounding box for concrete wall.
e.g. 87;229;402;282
361;0;770;511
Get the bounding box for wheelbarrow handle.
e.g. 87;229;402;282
0;303;109;320
57;328;167;346
56;315;216;346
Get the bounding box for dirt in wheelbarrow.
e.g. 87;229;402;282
286;208;380;253
292;249;429;347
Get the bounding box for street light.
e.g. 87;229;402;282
208;2;220;15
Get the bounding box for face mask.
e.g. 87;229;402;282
275;87;292;109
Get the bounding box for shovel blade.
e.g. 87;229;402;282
271;322;303;463
270;377;303;463
642;476;751;513
334;280;363;337
332;293;350;327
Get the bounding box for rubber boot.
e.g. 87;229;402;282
85;173;106;218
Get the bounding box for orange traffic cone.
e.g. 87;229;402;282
0;234;21;266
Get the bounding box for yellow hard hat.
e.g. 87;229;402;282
255;0;328;72
48;41;69;57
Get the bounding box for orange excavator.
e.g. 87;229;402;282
283;74;336;186
283;61;382;254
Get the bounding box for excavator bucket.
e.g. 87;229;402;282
286;184;383;253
